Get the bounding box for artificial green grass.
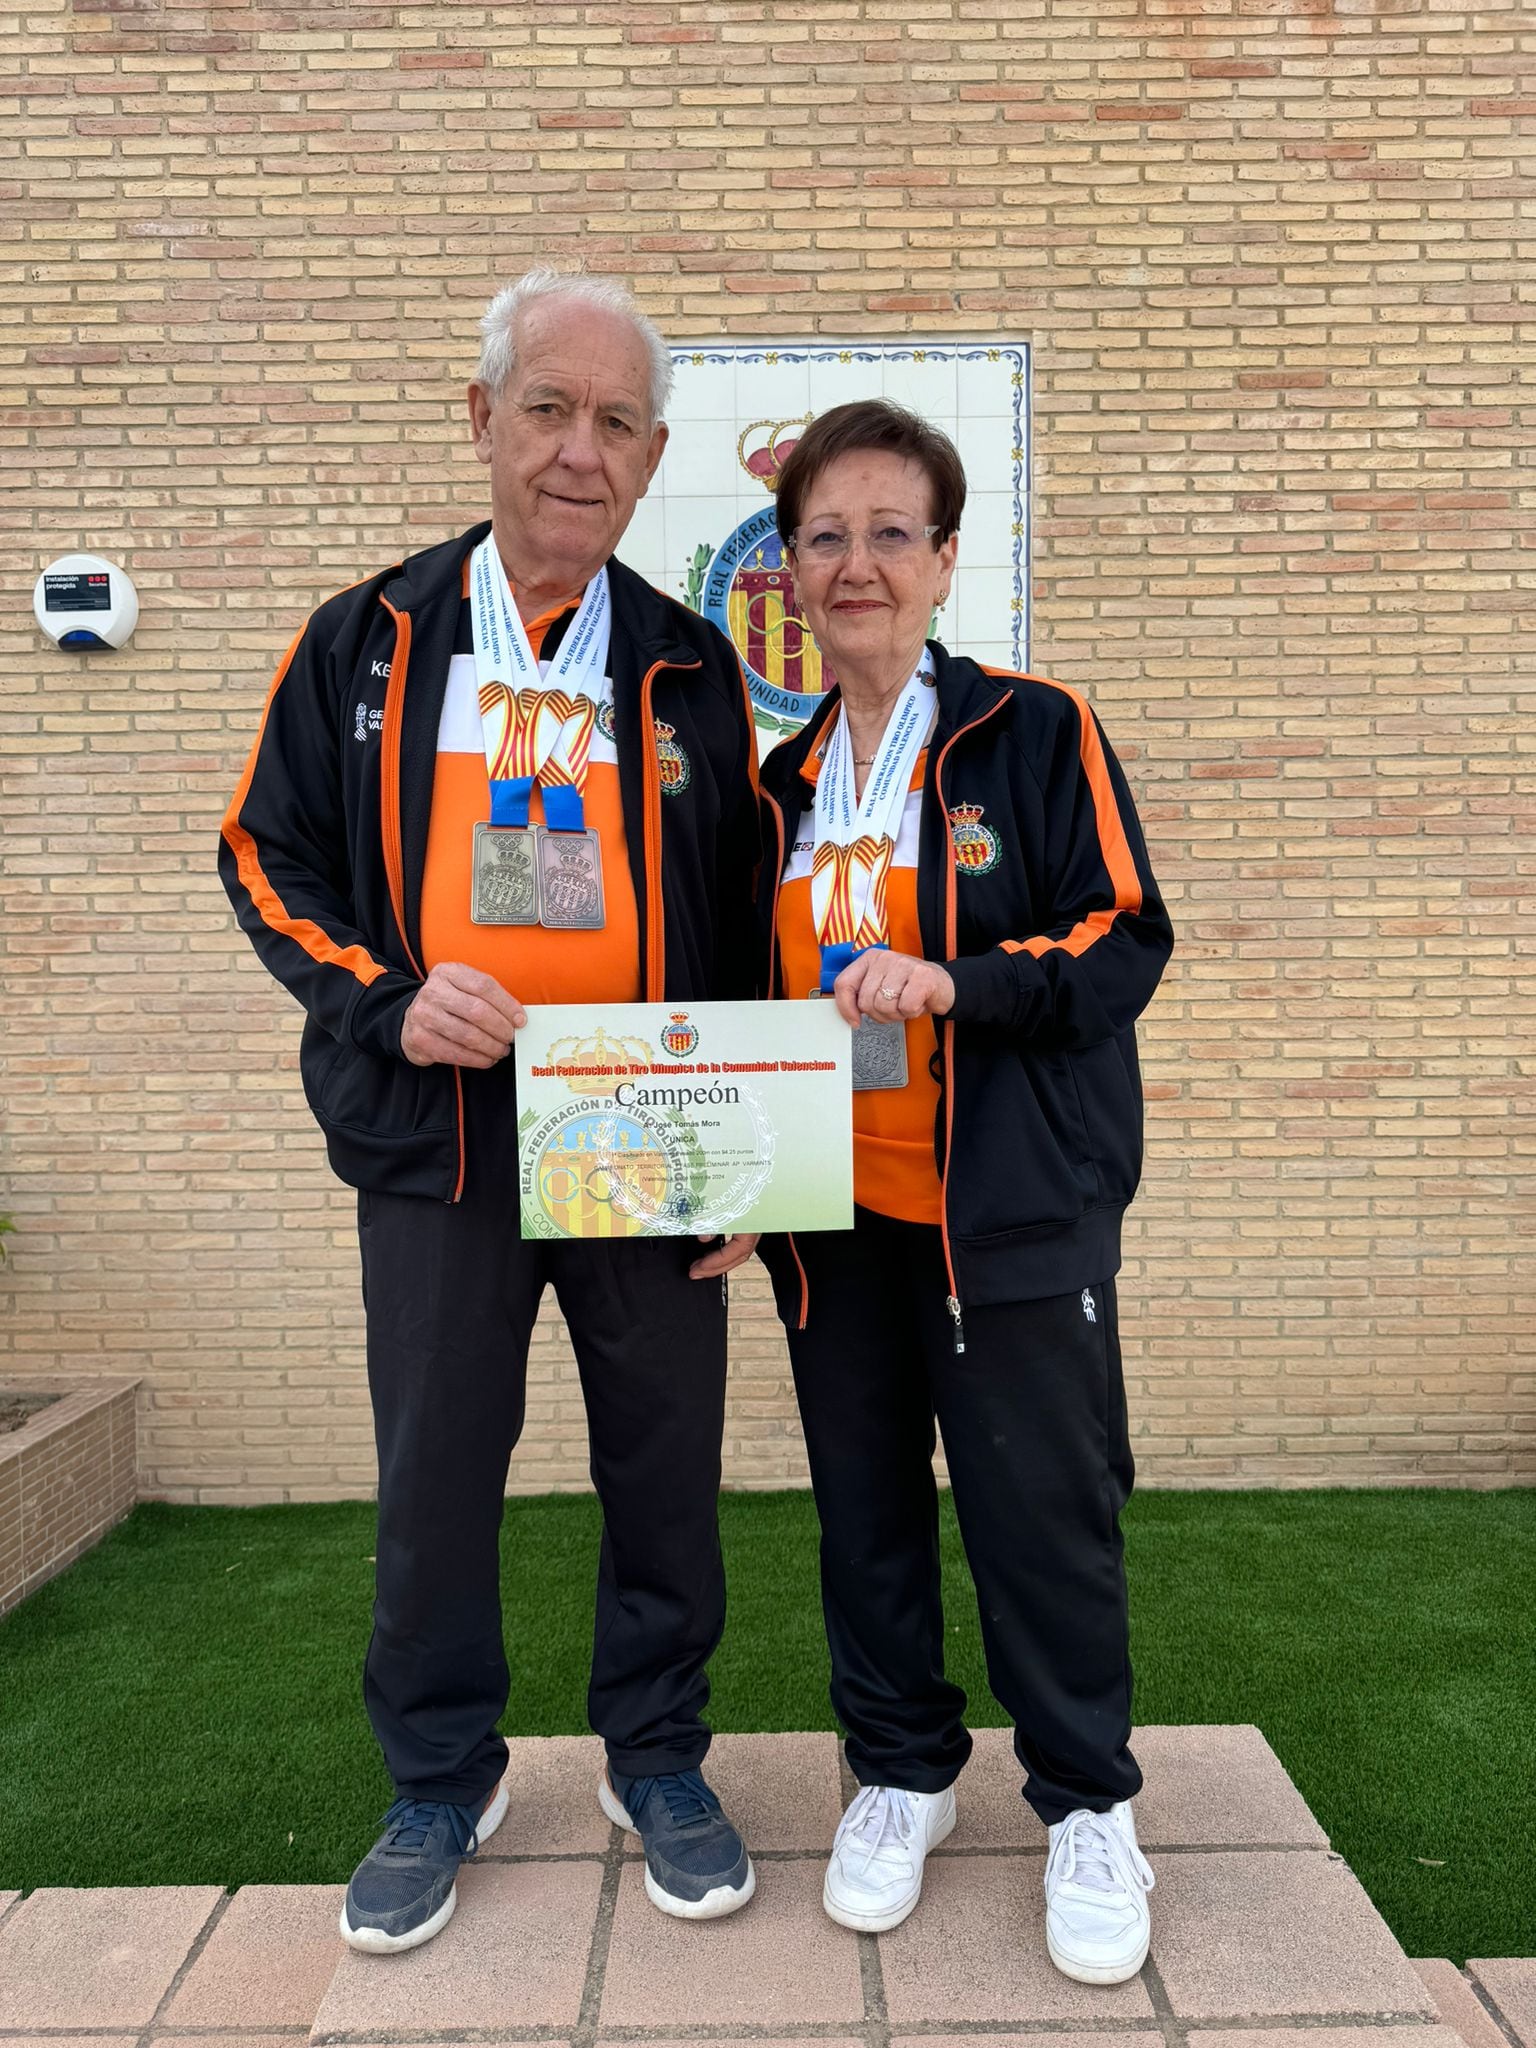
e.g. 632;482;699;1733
1;1489;1530;1964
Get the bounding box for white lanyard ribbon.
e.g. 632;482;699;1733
468;535;611;830
810;652;935;982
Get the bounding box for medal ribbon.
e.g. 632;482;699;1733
539;694;598;833
811;653;936;992
477;684;570;785
469;537;611;830
811;837;896;951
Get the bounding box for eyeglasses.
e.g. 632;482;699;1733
788;523;942;563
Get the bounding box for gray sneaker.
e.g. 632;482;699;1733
600;1766;755;1920
339;1782;508;1953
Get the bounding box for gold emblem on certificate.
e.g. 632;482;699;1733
471;822;540;925
537;827;605;929
851;1017;908;1093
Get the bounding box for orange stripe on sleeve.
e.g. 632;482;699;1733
221;625;391;990
999;681;1142;961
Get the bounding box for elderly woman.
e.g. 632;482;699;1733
755;400;1173;1986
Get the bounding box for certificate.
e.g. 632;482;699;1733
514;999;853;1240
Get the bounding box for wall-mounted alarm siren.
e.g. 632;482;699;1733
34;553;139;651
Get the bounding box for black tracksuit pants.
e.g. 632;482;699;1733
785;1208;1141;1827
357;1177;729;1806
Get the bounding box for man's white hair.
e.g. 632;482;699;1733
474;268;674;422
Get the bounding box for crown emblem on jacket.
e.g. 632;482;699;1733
737;416;812;491
660;1011;699;1060
949;802;1001;876
654;719;691;795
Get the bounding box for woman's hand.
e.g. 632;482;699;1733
832;950;955;1028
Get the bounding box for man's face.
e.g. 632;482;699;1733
468;299;667;591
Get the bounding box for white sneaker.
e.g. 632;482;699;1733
1044;1801;1154;1984
822;1783;956;1933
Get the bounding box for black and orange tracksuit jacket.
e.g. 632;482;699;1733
756;646;1174;1331
219;522;760;1202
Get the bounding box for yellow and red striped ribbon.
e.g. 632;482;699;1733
477;684;583;790
812;834;896;950
541;694;597;798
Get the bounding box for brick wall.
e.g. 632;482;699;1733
0;1378;140;1613
2;0;1532;1498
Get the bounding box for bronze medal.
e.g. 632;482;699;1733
851;1017;909;1093
471;822;540;925
537;826;606;929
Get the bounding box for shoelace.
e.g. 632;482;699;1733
836;1785;917;1878
623;1770;719;1831
1045;1807;1155;1899
376;1796;483;1861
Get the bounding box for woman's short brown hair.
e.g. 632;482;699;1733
774;399;966;550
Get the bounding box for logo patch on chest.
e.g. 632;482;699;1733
655;719;691;795
949;802;1000;876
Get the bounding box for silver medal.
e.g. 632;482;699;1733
471;822;540;925
808;657;936;1099
851;1018;909;1093
808;990;909;1094
537;827;606;929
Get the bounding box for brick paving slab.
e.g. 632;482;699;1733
599;1858;864;2029
1413;1959;1517;2048
896;2036;1164;2048
0;2037;139;2047
0;1885;223;2030
152;2037;307;2047
876;1852;1156;2022
480;1734;613;1857
1151;1852;1438;2019
916;1724;1044;1854
161;1883;346;2028
953;1725;1327;1852
1468;1961;1536;2045
681;1730;847;1852
0;1891;19;1920
1189;2030;1465;2048
308;1860;601;2042
634;2038;863;2048
1132;1724;1330;1849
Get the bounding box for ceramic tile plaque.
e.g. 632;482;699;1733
622;341;1032;744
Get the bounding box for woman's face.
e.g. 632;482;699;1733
788;449;958;686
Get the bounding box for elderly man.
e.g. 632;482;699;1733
220;271;761;1952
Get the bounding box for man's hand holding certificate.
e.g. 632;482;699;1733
514;1001;854;1240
